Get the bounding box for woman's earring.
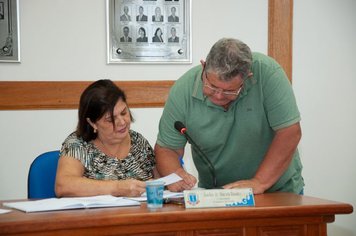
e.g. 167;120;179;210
94;128;97;133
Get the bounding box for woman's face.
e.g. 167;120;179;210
157;29;162;36
92;99;131;144
139;29;144;37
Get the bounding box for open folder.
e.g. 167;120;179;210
3;195;140;213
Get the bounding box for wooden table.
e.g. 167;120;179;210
0;193;353;236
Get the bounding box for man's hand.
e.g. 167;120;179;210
223;178;265;194
167;167;197;192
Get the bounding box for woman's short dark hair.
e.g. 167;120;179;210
76;79;132;142
139;27;146;36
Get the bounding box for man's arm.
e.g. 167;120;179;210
154;144;197;192
223;122;302;194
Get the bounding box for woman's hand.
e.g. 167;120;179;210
114;179;146;197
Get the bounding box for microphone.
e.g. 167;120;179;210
174;121;217;188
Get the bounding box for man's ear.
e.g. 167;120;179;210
200;59;206;69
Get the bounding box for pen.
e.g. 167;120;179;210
164;197;185;205
179;156;185;170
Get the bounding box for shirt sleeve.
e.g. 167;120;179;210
261;59;301;130
141;133;156;168
156;77;190;149
60;133;90;167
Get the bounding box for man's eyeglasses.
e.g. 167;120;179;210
202;70;243;97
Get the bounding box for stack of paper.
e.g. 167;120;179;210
127;190;184;202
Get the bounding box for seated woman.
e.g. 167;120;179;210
55;79;159;197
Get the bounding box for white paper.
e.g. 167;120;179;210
0;208;12;214
3;195;140;213
156;173;182;186
127;190;184;202
128;173;183;201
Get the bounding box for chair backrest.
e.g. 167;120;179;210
27;150;60;199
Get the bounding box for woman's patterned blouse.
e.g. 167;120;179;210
60;130;155;181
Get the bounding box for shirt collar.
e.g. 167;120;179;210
191;68;205;101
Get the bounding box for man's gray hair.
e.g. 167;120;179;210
205;38;252;81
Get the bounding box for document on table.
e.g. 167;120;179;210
3;195;140;213
157;173;182;186
126;190;184;202
0;208;12;214
125;173;183;201
3;174;183;212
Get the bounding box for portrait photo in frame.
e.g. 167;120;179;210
106;0;191;64
0;0;20;63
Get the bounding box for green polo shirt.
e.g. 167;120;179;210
157;52;304;193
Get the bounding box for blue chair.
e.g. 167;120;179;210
27;150;60;199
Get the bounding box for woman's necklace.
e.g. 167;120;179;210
99;139;115;158
96;137;130;159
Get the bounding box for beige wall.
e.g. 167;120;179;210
0;0;355;235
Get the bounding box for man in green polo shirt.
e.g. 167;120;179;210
155;38;304;194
